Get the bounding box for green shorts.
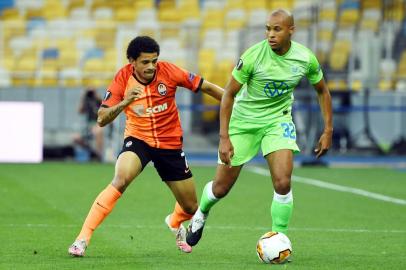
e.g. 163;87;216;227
218;117;300;166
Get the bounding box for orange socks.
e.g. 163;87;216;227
77;184;122;244
169;202;193;229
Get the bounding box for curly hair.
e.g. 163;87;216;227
126;36;160;60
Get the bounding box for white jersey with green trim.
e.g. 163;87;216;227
231;40;323;123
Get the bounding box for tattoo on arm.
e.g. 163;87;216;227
98;102;127;126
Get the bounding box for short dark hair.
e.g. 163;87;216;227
126;36;160;61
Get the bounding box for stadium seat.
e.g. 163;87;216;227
293;4;312;28
225;0;244;10
0;67;11;87
245;0;267;10
67;0;86;11
329;40;351;71
178;2;200;24
327;79;348;91
1;7;21;20
247;8;268;27
294;29;310;47
43;3;67;20
361;0;382;9
59;67;82;87
225;8;246;31
201;29;224;50
115;7;136;22
202;9;225;29
379;79;394;91
268;0;293;10
319;9;337;21
339;9;360;28
135;0;154;9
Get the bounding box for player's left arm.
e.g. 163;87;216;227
312;78;333;158
199;80;224;101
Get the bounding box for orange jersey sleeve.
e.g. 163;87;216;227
159;62;203;92
102;64;133;107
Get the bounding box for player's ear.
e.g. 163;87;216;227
289;25;295;35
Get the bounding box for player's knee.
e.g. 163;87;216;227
273;177;291;195
212;182;231;198
112;174;132;193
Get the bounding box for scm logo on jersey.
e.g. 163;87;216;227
146;102;168;114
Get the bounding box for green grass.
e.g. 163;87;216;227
1;162;405;270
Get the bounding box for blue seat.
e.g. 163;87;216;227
42;48;59;59
340;0;360;10
0;0;14;14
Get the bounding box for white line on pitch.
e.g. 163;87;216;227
2;223;405;234
248;166;406;206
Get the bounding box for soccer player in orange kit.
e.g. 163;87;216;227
68;36;224;256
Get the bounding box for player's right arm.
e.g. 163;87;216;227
97;87;143;127
218;76;242;166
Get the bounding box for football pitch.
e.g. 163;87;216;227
1;162;405;270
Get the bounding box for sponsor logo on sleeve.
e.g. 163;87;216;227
188;72;196;82
236;59;243;70
103;91;112;101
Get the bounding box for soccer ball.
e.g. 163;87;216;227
256;231;292;264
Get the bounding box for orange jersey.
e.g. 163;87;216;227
102;61;203;149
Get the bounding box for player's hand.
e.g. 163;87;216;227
314;129;333;158
124;87;143;104
219;136;234;168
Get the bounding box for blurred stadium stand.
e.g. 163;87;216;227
0;0;405;162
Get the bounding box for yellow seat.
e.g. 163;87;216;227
226;0;245;10
36;66;59;87
67;0;86;11
329;40;351;71
115;7;136;22
1;8;21;20
318;29;333;41
91;0;110;11
11;56;37;86
361;0;382;9
83;59;107;73
202;10;224;29
245;0;267;10
378;79;394;91
198;49;216;76
360;19;378;32
327;80;347;91
159;7;182;23
43;2;68;19
268;0;293;9
350;79;363;91
25;9;43;20
2;20;26;41
178;0;200;21
135;0;154;9
339;9;359;28
319;9;337;21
